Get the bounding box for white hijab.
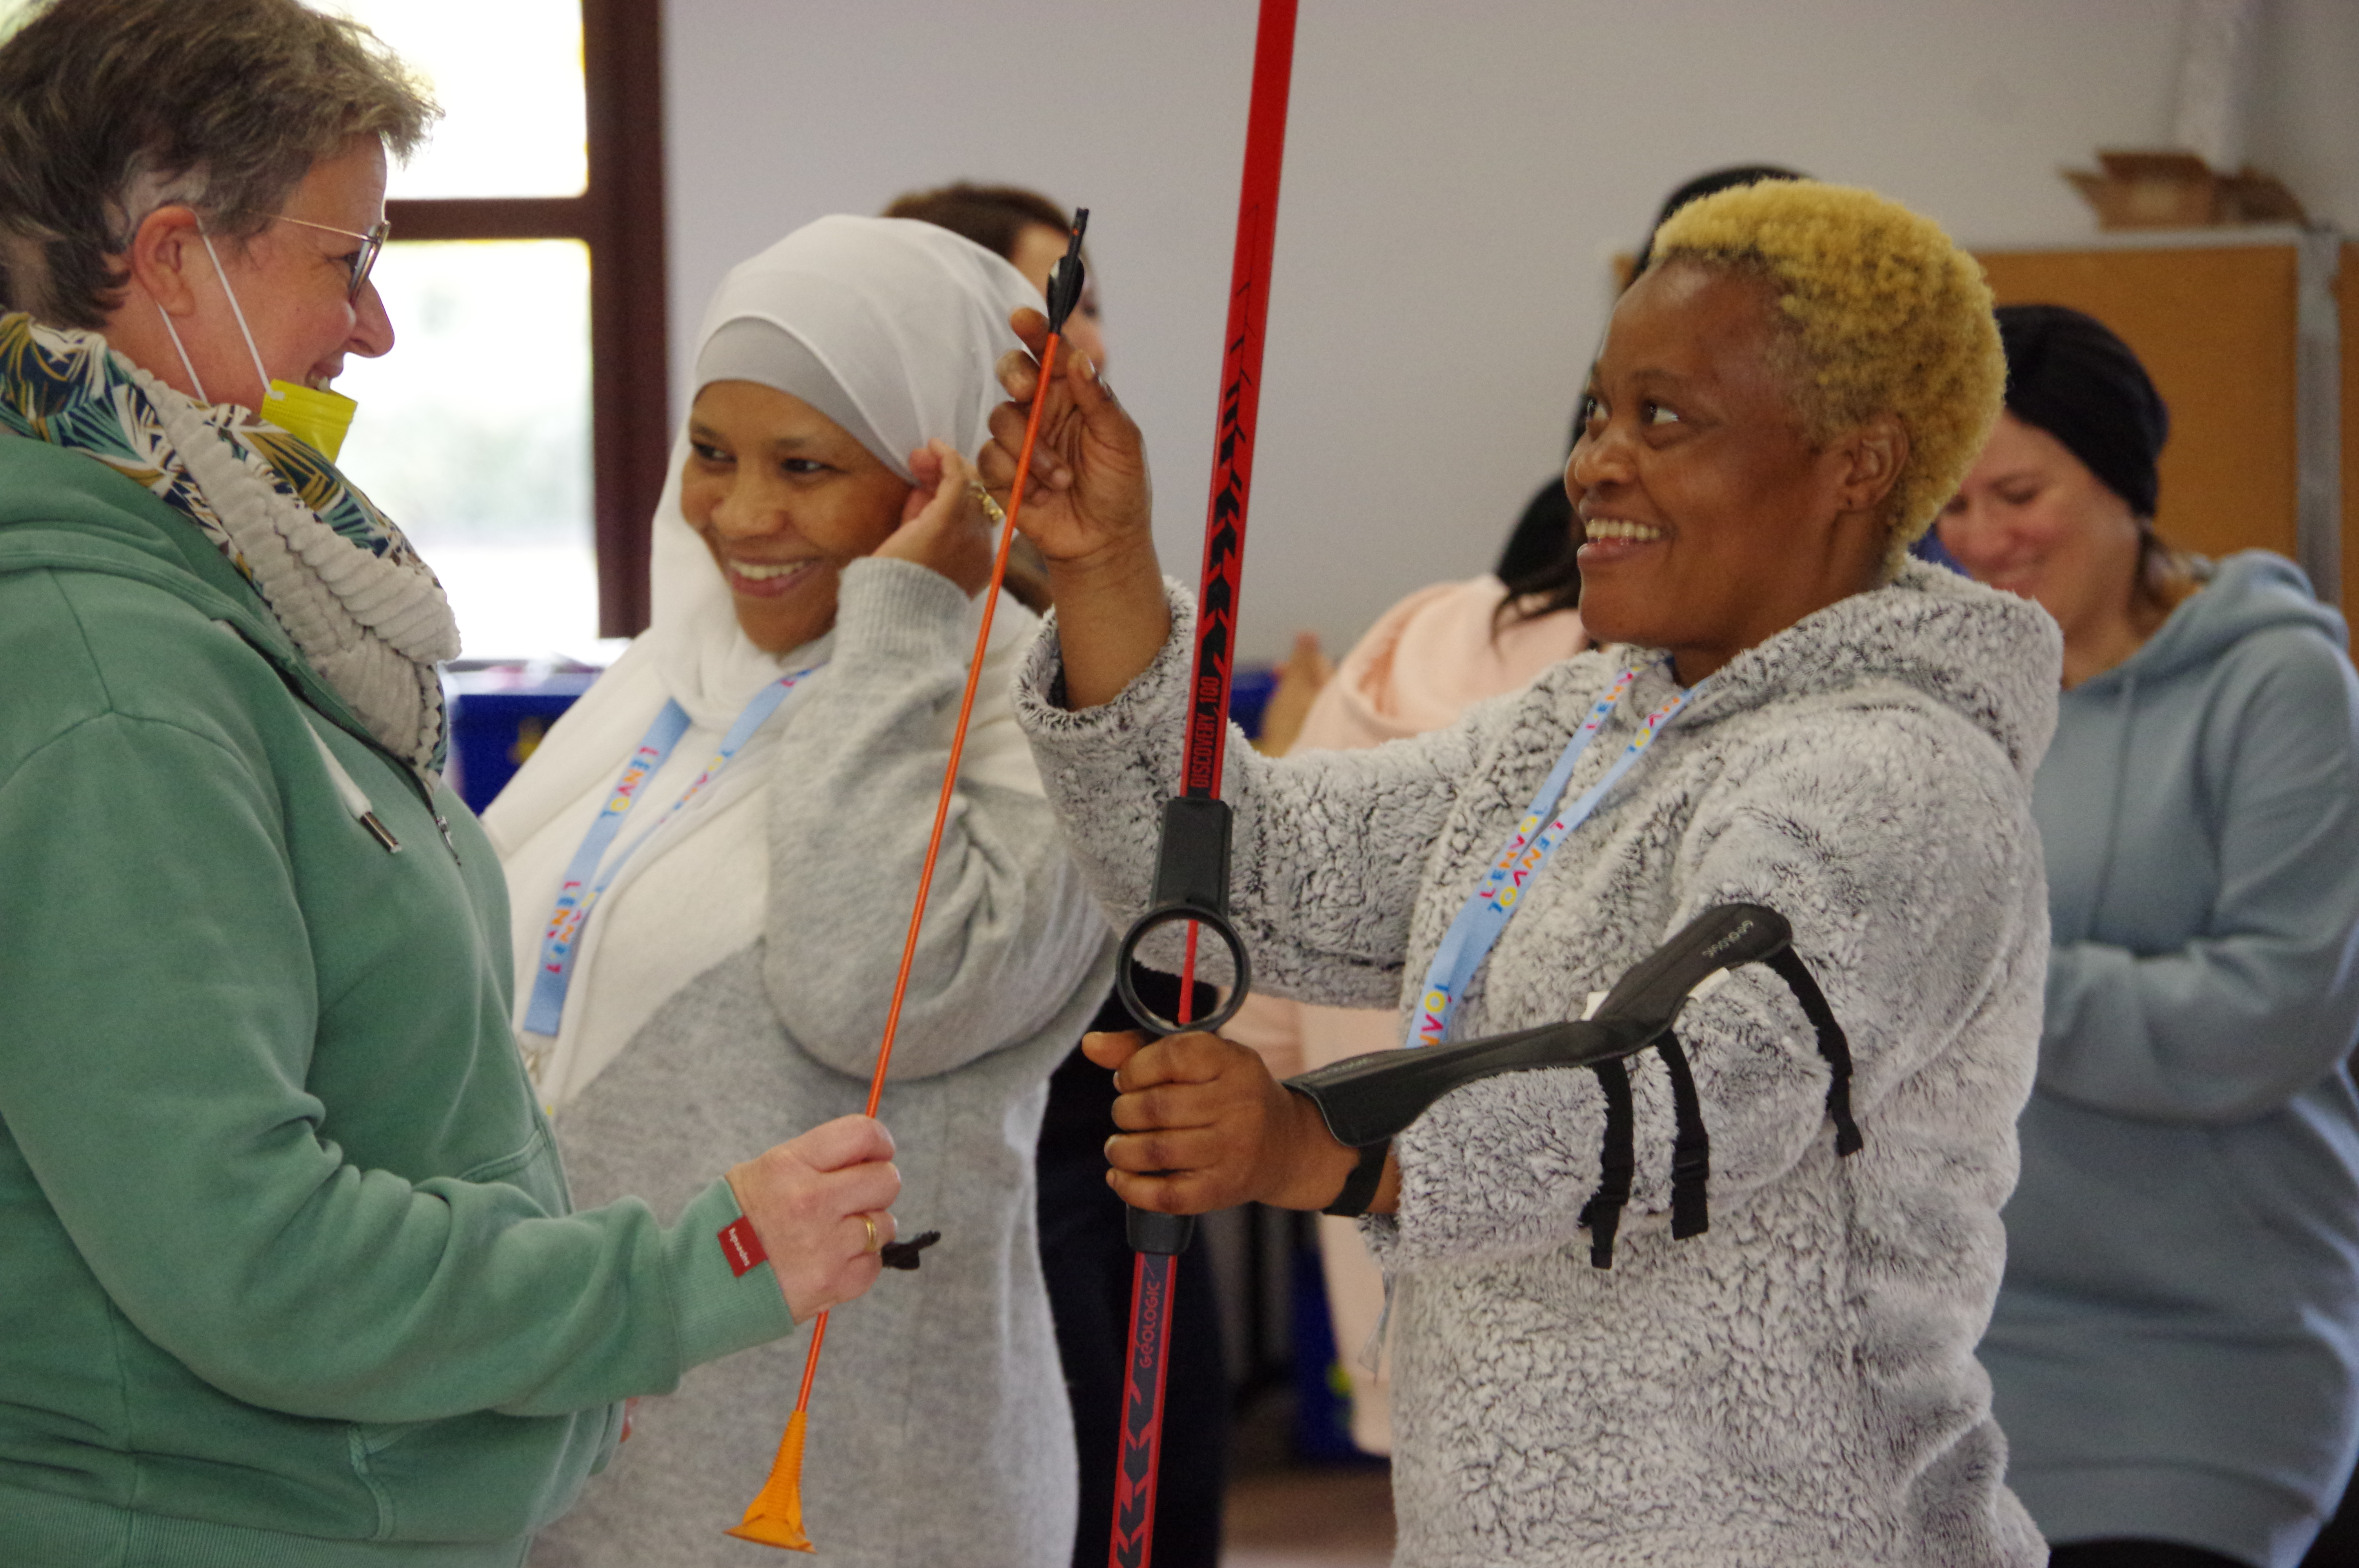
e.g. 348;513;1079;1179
649;214;1042;730
483;216;1042;1104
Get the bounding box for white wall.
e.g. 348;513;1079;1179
2250;0;2359;237
664;0;2355;662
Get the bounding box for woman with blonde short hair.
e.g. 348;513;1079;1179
987;181;2056;1564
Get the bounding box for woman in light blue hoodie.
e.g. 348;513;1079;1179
1942;304;2359;1568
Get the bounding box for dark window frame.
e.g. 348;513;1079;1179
385;0;666;638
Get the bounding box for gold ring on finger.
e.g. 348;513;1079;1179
966;478;1007;527
860;1213;881;1254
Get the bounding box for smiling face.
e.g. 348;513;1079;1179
249;136;395;392
1566;260;1897;684
681;380;914;653
1937;411;2140;612
1937;411;2149;680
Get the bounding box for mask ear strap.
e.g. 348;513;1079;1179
154;300;209;406
196;225;274;403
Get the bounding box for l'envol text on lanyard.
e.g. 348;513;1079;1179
523;667;821;1044
1408;660;1707;1049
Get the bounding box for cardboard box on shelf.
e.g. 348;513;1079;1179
2063;150;2307;230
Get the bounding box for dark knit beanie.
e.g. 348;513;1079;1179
1995;304;2170;517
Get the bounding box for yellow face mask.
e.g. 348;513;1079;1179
156;226;363;463
260;379;358;462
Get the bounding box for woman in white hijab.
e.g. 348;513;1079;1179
487;215;1115;1568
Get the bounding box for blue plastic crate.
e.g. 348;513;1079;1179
448;673;597;813
1229;662;1278;741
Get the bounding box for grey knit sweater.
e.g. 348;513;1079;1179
526;562;1115;1568
1016;562;2059;1566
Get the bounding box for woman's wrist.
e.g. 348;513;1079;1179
1268;1087;1388;1211
1045;537;1172;709
1042;530;1161;605
834;557;970;665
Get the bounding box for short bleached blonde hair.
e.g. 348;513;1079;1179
1649;180;2003;568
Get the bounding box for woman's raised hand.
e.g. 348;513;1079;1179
981;306;1152;568
725;1114;902;1322
877;439;996;597
983;307;1172;708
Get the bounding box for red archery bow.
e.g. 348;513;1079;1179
1105;4;1299;1563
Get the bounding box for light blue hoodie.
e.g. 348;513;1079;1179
1983;551;2359;1568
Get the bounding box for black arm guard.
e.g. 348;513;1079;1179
1283;902;1862;1267
1287;903;1793;1148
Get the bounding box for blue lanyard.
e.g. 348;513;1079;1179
522;668;819;1038
1407;662;1703;1049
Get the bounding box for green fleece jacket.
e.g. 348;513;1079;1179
0;432;798;1566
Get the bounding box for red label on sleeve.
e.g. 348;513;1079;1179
719;1215;768;1277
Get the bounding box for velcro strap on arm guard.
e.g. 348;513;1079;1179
1658;1030;1713;1242
1575;1060;1637;1267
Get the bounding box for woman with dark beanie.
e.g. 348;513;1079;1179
1942;305;2359;1568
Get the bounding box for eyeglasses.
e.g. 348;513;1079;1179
273;214;391;300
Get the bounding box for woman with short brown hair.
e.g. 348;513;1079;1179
0;4;896;1560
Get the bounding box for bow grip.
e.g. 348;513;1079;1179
1114;796;1252;1036
1112;795;1254;1256
1127;1208;1195;1255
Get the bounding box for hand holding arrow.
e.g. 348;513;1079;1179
982;312;1169;712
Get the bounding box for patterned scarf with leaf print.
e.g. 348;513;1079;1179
0;310;458;770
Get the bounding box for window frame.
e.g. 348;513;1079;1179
384;0;666;638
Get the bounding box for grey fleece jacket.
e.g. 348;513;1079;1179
525;562;1115;1568
1016;561;2059;1567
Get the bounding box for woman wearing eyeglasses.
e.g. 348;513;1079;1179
0;3;901;1563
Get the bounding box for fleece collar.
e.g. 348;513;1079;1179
1625;561;2061;780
